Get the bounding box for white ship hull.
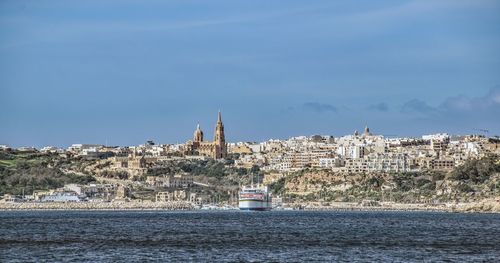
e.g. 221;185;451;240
238;199;272;211
238;186;272;211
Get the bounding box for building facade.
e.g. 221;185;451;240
185;111;227;159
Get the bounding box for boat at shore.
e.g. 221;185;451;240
238;185;272;211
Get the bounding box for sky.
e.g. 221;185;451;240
1;0;500;147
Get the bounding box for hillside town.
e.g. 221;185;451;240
1;112;499;212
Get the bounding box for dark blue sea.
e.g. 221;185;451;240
0;211;499;262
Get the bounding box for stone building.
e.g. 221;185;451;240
115;185;131;200
146;174;194;188
185;111;227;159
111;151;146;170
156;190;187;202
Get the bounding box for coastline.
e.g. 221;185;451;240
295;199;500;213
1;199;499;213
0;200;195;211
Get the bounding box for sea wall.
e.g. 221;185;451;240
0;200;194;210
301;202;451;212
294;199;500;213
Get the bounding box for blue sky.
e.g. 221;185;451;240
1;0;499;147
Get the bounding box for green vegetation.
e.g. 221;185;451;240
0;150;96;195
100;170;130;180
450;155;500;183
147;159;263;184
268;176;286;195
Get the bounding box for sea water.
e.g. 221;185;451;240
0;211;499;262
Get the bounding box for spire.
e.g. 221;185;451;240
197;123;200;130
364;125;370;136
217;110;222;123
214;110;225;143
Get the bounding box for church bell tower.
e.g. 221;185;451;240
214;111;225;144
214;110;227;158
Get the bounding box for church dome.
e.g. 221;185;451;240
193;123;203;142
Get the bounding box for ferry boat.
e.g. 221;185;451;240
238;185;272;211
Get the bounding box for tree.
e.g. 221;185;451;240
451;155;499;184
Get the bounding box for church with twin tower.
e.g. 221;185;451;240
185;111;227;159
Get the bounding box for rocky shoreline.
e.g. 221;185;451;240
0;200;195;211
1;199;499;213
297;198;500;213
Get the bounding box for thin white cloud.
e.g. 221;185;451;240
343;0;497;24
0;3;334;49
